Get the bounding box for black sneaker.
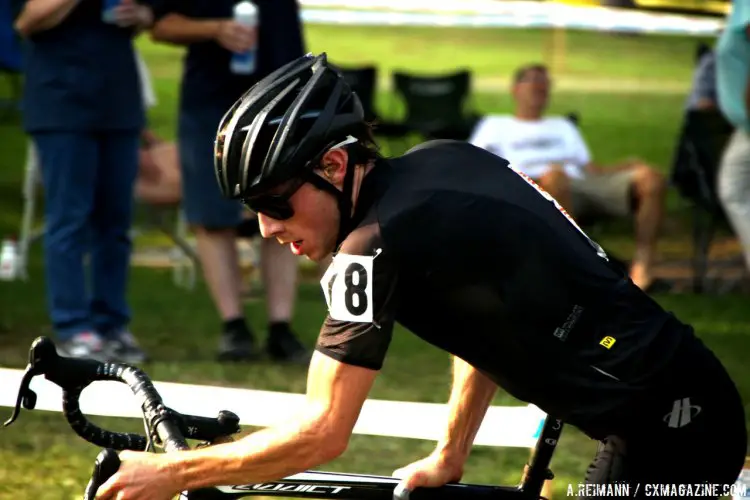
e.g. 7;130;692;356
266;325;311;365
57;331;110;363
106;330;149;364
217;327;261;362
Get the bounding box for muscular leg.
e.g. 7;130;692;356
195;227;244;322
178;106;258;361
627;163;667;290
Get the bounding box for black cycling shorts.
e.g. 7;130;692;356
579;333;747;499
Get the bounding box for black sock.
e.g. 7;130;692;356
223;317;250;337
269;321;290;337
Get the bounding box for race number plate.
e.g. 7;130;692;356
320;253;374;323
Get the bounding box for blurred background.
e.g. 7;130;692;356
0;0;748;499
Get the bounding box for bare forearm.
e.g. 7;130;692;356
151;13;222;45
171;412;344;491
436;356;497;462
14;0;79;36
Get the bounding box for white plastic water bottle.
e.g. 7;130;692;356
0;237;18;281
230;1;259;75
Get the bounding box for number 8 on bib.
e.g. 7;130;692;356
320;254;374;323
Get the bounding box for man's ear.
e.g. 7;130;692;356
320;148;349;189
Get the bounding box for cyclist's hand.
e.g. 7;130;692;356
215;20;256;54
392;451;464;491
95;450;179;500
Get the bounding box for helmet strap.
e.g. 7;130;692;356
299;152;359;248
335;153;358;247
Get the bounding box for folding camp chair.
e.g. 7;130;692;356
332;63;410;153
669;109;746;293
390;69;483;142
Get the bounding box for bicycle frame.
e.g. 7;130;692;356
5;336;562;500
183;413;562;500
192;470;525;499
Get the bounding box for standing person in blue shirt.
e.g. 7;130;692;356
12;0;153;363
150;0;310;363
716;0;750;272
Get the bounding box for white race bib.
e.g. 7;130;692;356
320;253;375;323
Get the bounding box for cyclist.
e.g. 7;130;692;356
96;52;747;500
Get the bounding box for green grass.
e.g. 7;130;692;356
0;24;747;500
137;24;712;92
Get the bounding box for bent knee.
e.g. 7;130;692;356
538;168;571;192
631;164;666;199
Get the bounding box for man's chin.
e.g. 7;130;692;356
306;251;324;262
307;246;334;263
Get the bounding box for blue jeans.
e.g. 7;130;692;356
32;130;139;340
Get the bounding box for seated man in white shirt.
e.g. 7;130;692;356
470;63;667;292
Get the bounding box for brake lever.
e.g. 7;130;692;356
3;365;38;427
2;337;54;427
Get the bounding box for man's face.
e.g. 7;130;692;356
256;174;341;262
512;68;551;112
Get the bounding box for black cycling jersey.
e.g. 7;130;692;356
314;140;719;439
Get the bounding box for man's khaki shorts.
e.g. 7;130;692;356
569;170;636;219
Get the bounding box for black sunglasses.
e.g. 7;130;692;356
242;177;305;221
241;135;357;220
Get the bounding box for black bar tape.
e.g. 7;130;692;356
63;386;147;451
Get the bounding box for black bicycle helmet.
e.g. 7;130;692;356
214;52;367;244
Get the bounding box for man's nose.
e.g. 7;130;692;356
257;212;283;238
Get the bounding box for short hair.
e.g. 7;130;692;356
513;63;549;85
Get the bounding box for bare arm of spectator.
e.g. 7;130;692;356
14;0;79;36
151;10;255;53
16;0;152;36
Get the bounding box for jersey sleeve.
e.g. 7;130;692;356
315;222;399;371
